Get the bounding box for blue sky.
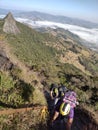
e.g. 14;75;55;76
0;0;98;23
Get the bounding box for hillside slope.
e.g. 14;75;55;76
0;13;98;129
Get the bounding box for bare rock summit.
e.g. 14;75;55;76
3;12;20;34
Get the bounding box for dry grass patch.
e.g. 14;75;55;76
32;88;47;106
60;50;91;75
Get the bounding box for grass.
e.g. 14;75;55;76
0;108;48;130
32;88;47;105
0;17;98;113
0;20;4;33
0;71;35;108
6;22;57;68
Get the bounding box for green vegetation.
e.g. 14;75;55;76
6;22;57;68
0;71;35;107
0;20;4;33
79;55;98;76
0;109;48;130
3;21;98;111
0;69;48;109
0;16;98;129
57;63;98;111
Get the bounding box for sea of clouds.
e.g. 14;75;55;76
15;18;98;46
0;15;98;47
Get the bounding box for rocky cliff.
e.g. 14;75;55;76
3;12;20;34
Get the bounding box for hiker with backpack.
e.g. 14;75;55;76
50;90;79;130
50;83;67;107
50;84;58;100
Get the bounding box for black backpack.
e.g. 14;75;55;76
58;85;67;97
50;84;59;98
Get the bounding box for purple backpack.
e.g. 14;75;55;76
63;91;77;108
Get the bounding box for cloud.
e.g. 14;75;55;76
16;18;98;45
0;15;98;46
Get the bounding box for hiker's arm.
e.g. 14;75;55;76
51;111;59;123
50;91;53;99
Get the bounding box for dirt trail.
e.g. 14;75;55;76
0;107;33;115
0;106;46;116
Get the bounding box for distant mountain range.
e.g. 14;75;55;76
0;8;98;51
16;11;98;29
0;8;98;28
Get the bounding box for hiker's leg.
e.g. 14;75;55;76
65;118;73;130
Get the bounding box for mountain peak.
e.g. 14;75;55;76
3;12;20;34
4;12;14;20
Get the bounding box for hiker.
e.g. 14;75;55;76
50;83;67;107
50;83;58;100
50;83;59;106
50;90;79;130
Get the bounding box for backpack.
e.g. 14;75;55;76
63;91;77;108
59;102;71;116
50;84;59;98
58;85;67;97
53;87;59;98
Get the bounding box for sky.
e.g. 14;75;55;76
0;0;98;23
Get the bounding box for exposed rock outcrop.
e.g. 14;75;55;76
3;12;20;34
0;52;13;71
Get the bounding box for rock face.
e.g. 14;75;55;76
0;52;13;71
3;12;20;34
